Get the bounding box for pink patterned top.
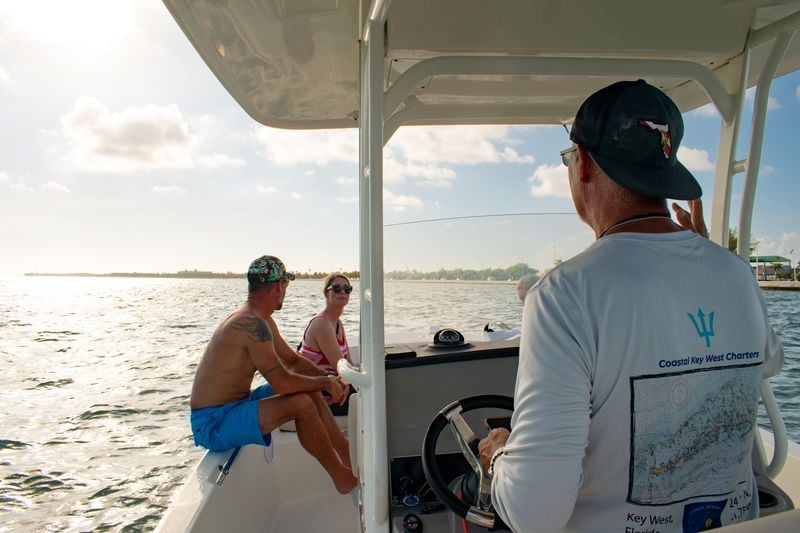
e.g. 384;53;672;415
298;316;352;374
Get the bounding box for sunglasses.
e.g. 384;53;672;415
327;284;353;294
560;146;577;166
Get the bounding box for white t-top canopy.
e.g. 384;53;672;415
164;0;800;130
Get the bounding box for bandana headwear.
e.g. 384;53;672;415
247;255;296;285
570;79;701;200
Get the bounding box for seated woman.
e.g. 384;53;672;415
299;273;355;414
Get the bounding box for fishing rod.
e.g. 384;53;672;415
384;212;577;227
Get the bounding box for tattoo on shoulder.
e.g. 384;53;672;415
232;315;273;343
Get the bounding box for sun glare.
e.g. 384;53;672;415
4;0;134;55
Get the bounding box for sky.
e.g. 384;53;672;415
1;1;799;276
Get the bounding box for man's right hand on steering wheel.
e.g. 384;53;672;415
479;428;510;471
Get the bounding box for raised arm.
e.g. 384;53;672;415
671;199;708;237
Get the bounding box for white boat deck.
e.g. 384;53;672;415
156;430;358;533
158;425;800;532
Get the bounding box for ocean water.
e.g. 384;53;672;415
0;277;797;531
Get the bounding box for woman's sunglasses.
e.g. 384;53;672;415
327;284;353;294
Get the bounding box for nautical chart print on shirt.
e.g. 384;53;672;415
628;362;761;506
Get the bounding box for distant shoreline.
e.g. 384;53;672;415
24;271;244;279
758;281;800;291
19;273;800;290
22;272;517;284
386;279;516;285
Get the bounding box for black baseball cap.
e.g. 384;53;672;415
570;79;701;200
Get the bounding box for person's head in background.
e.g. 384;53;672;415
516;274;538;303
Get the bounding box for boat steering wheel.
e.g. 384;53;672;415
421;394;514;529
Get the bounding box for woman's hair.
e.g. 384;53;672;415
322;272;350;294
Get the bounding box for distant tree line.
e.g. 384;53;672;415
385;262;540;281
295;271;360;280
27;266;547;281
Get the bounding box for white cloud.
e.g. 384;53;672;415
384;158;456;187
150;185;182;193
255;127;358;166
257;185;278;194
768;96;779;110
0;65;11;86
196;153;246;170
678;147;714;171
253;125;535;191
761;165;776;176
796;85;800;102
384;189;424;212
42;181;70;193
335;175;356;185
2;173;70;193
290;192;302;199
389;125;534;165
58;97;243;173
336;196;358;204
60;97;193;171
528;164;570;198
304;170;316;176
755;232;800;258
691;103;719;118
744;87;780;110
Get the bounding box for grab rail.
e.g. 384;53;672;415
760;380;788;478
338;359;371;388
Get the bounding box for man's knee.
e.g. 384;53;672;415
285;392;317;417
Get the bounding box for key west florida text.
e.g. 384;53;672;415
2;1;800;532
153;2;800;532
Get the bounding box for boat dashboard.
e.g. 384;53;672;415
383;339;519;532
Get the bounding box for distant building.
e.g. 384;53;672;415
749;255;793;281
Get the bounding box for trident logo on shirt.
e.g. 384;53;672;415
688;308;715;348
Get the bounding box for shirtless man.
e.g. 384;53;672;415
190;255;357;494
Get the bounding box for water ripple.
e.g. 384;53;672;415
0;439;30;450
77;407;144;420
30;378;74;389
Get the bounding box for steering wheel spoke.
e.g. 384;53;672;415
444;408;482;474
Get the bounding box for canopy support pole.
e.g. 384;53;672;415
738;31;792;258
356;11;390;533
709;54;749;247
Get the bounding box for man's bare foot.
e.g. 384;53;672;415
334;469;358;494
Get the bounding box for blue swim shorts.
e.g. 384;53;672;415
190;384;273;452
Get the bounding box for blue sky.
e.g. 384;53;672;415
1;1;799;276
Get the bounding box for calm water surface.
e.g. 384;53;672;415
0;277;797;531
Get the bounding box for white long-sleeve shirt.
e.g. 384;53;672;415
491;231;784;532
